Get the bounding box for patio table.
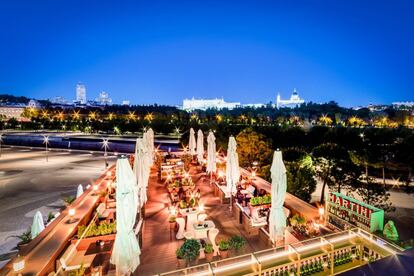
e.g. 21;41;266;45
85;240;114;255
193;220;215;239
179;208;199;231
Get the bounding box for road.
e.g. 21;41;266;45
0;146;117;260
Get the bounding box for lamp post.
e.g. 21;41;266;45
102;138;109;169
43;135;49;162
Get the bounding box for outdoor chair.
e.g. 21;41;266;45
176;217;185;239
208;228;219;255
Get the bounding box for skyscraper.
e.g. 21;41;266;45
76;83;86;104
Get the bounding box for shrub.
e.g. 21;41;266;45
229;236;246;251
219;240;230;251
179;239;201;261
204;243;214;254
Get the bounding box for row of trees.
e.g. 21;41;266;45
233;127;409;211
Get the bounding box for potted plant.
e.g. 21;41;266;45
229;236;246;254
14;229;32;251
63;195;75;206
176;247;186;267
169;216;177;229
204;243;214;262
219;240;230;259
180;239;201;265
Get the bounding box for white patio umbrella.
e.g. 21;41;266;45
226;136;240;195
196;129;204;164
268;150;287;244
189;128;196;155
206;131;216;174
134;138;150;208
111;157;141;274
76;184;83;198
31;211;44;239
146;128;155;165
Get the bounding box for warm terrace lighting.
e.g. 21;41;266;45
218;170;225;179
13;255;25;273
68;208;75;217
106;171;111;176
184;171;190;178
319;207;325;216
252;171;256;178
93;185;98;191
169;208;177;216
199;204;204;212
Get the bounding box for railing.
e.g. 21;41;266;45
158;228;404;276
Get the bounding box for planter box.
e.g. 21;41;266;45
71;234;116;251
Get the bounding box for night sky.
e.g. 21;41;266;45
0;0;413;106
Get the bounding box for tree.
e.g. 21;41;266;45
356;177;394;212
286;162;317;202
236;128;273;168
312;143;361;203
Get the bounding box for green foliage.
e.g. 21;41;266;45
219;240;230;251
229;236;246;251
179;239;201;261
176;247;185;259
179;200;188;209
250;194;271;206
68;263;85;276
64;195;76;205
14;229;32;245
169;216;176;223
204;243;214;254
286;162;316;203
236;128;273;168
356;177;394;212
47;212;55;223
77;221;116;238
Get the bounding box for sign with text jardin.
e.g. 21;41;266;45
326;192;384;233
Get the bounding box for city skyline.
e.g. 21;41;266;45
0;1;413;106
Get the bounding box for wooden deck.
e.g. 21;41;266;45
134;165;269;275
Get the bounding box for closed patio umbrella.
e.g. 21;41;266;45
226;136;240;195
31;211;44;239
206;131;216;174
111;157;141;274
196;129;204;164
134;138;150;208
268;150;287;244
76;184;83;198
146;128;155;165
189;128;196;155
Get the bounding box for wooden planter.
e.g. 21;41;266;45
71;234;116;251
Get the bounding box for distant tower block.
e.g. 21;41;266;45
76;83;87;104
276;88;305;108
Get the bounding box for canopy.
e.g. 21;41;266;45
76;184;83;198
146;128;155;166
196;129;204;164
111;157;141;274
31;211;44;239
268;151;287;243
189;128;196;155
206;131;216;174
133;138;150;208
226;136;240;194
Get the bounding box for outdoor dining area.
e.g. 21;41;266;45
2;127;405;276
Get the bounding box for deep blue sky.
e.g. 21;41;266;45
0;0;413;106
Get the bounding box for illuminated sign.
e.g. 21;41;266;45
327;192;384;233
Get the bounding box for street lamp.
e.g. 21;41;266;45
102;138;109;168
43;135;49;162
